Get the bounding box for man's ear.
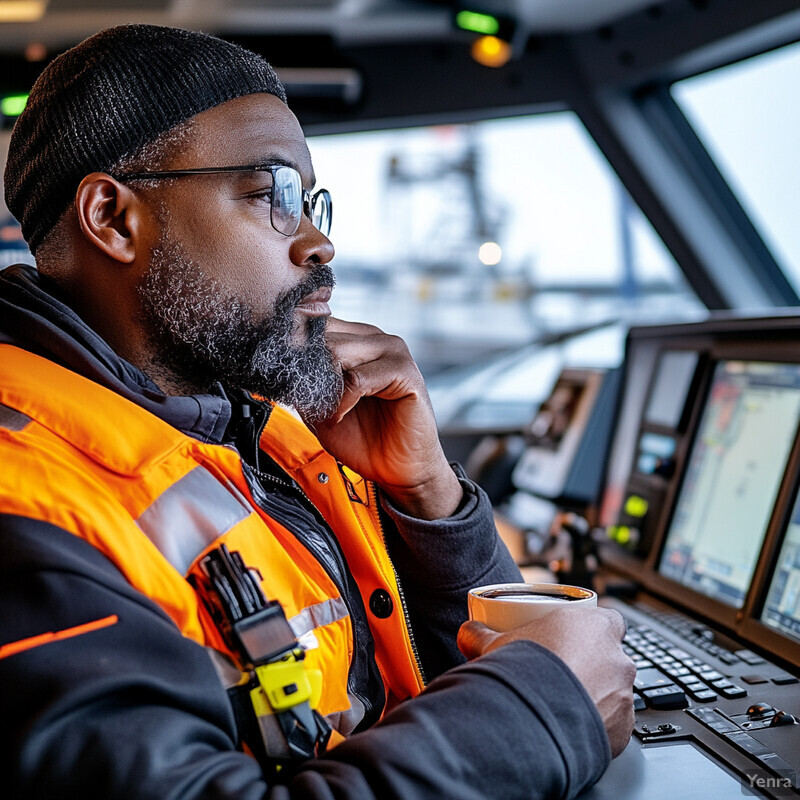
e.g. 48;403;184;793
74;173;146;264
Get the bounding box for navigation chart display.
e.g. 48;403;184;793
659;361;800;607
762;494;800;641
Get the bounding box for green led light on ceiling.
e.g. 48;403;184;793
1;95;29;117
456;10;500;36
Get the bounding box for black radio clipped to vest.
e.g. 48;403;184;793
192;544;331;776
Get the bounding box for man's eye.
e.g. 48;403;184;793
247;188;272;204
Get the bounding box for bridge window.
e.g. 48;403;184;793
309;110;701;389
673;41;800;294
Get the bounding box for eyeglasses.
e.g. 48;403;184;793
114;163;332;238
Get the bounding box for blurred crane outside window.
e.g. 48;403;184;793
308;111;704;428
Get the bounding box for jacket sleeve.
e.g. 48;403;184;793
1;514;609;800
379;464;523;679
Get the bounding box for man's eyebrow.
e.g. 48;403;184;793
253;155;296;169
250;156;316;187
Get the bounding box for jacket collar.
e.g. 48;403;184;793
0;263;232;444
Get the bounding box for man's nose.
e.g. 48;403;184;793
291;218;335;266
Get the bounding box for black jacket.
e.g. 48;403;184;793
0;265;611;799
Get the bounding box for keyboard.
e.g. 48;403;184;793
590;598;800;797
614;602;799;716
626;623;747;710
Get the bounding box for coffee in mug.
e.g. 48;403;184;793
468;582;597;632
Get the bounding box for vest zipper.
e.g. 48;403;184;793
252;468;352;582
368;481;428;687
241;461;376;727
237;398;352;600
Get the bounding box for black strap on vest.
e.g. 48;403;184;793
192;545;332;777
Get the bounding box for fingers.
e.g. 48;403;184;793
585;609;635;758
326;325;412;375
461;608;635;760
322;318;427;421
325;316;384;336
457;621;502;660
600;606;627;642
341;353;419;417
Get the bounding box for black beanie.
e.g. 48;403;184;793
4;24;287;255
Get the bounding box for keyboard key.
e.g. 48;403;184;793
664;666;691;678
724;731;772;757
772;673;799;685
668;648;690;659
735;649;766;666
652;660;677;671
634;695;646;711
683;681;706;692
719;684;747;699
642;685;688;710
635;668;674;691
690;689;718;702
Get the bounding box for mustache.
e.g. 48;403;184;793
278;264;336;313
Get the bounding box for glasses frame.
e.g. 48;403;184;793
113;163;331;238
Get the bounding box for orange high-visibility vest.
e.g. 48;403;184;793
0;343;425;734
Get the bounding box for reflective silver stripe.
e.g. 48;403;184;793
136;466;251;573
326;693;367;735
288;596;349;639
0;402;31;432
206;647;246;690
290;597;365;733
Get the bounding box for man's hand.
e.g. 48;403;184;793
457;607;636;757
309;317;463;519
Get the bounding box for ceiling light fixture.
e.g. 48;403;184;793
0;1;47;23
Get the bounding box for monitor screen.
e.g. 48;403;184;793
659;360;800;607
525;375;587;452
512;369;603;499
644;350;700;429
762;494;800;642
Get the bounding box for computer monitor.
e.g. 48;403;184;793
511;368;605;500
643;350;701;430
761;490;800;642
658;360;800;608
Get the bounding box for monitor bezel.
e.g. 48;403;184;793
600;315;800;663
739;449;800;669
647;352;800;630
511;367;605;500
641;348;703;434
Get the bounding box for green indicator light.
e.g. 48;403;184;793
456;10;500;35
1;94;29;117
607;525;632;545
624;495;649;518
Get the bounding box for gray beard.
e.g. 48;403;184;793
137;237;344;423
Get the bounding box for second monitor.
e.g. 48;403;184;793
658;360;800;608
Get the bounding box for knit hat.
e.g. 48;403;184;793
4;24;287;254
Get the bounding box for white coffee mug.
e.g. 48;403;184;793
467;582;597;632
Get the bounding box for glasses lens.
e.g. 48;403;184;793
311;190;332;237
271;166;303;235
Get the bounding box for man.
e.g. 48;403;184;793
0;24;634;799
